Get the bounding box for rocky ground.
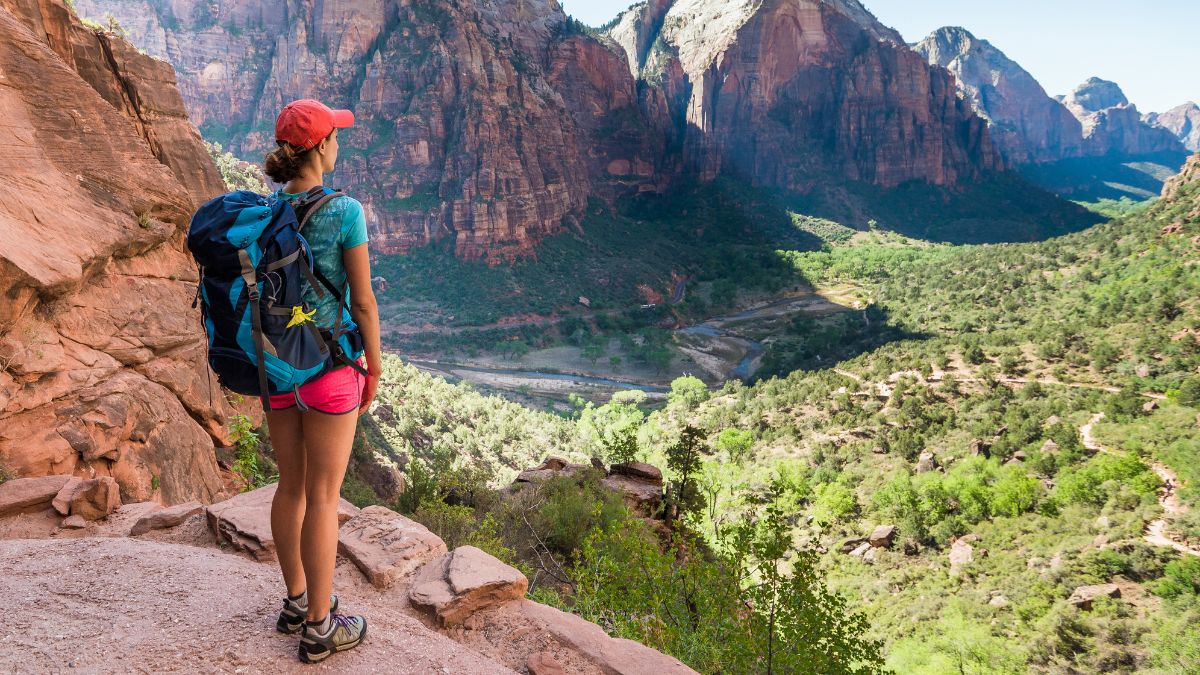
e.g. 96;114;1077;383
0;476;694;675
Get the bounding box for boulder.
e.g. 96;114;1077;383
902;538;921;556
409;546;528;626
527;651;567;675
601;474;664;513
862;547;878;564
207;483;360;561
1143;400;1159;413
968;439;990;457
0;475;74;517
60;515;88;529
916;452;937;473
609;462;663;482
521;601;699;675
339;505;447;588
1041;439;1059;454
849;542;871;557
69;477;121;521
949;539;974;575
988;595;1009;608
537;456;569;471
52;477;83;516
1012;450;1027;462
1067;583;1120;610
130;502;204;536
840;537;868;554
868;524;896;548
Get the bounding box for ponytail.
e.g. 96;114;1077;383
263;142;308;184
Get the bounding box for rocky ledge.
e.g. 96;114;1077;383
0;480;697;674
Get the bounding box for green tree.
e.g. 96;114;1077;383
715;428;754;464
668;375;710;409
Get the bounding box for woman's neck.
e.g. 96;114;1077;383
284;166;325;194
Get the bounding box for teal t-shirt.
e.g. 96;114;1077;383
276;190;369;330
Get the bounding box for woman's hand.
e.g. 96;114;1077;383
358;372;378;416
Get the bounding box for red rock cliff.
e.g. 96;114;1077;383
609;0;1004;189
75;0;667;261
0;0;228;505
79;0;1015;259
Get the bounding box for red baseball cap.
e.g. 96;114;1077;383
275;99;354;150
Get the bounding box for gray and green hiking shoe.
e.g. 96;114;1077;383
277;594;339;634
298;613;367;663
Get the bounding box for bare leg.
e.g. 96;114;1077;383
267;407;308;598
299;410;358;620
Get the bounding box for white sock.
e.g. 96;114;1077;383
307;614;332;635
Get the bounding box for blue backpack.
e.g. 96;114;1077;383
187;187;366;411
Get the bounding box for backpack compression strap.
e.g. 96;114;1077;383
293;188;370;378
238;249;275;411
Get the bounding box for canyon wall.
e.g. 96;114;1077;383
0;0;228;504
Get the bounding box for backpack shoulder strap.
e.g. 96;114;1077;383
292;186;346;230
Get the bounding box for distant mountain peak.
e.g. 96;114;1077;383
1067;77;1130;112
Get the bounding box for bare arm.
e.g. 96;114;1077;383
343;243;382;413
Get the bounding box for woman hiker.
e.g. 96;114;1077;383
262;99;382;663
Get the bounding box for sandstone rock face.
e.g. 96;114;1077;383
1162;152;1200;201
0;475;74;517
1062;78;1187;157
206;483;360;561
914;27;1084;164
521;600;699;675
1147;103;1200;152
130;501;203;536
75;0;665;262
0;0;228;506
82;0;1010;261
610;0;1002;189
409;545;529;627
338;504;447;588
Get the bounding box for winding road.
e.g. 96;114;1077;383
1081;413;1198;557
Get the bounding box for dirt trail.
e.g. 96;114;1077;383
1080;413;1198;557
0;537;516;674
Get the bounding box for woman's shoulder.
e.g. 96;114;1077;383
324;192;364;215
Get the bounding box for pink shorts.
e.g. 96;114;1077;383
269;360;367;415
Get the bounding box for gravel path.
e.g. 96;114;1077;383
0;538;515;674
1080;413;1198;557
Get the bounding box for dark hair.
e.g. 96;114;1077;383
263;141;311;184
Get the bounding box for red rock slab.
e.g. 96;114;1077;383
206;483;360;562
608;462;663;482
409;546;528;627
130;501;203;536
0;475;74;517
520;600;698;675
337;505;447;588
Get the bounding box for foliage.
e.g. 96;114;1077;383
206;142;268;193
230;409;275;491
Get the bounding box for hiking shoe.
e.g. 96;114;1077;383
276;594;339;634
298;613;367;663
